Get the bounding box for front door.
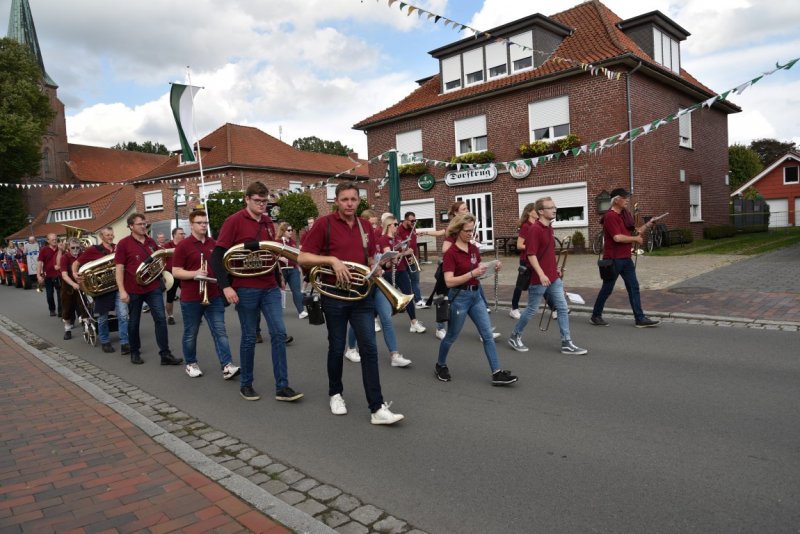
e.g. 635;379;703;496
456;193;493;248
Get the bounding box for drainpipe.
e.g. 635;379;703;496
626;60;643;194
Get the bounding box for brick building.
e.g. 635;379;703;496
731;152;800;227
354;0;739;251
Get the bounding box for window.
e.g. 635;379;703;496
396;130;423;164
517;182;588;228
144;190;164;212
689;184;702;222
529;95;570;141
326;184;337;202
42;148;50;174
784;166;799;184
49;207;92;223
199;180;222;201
463;49;484;86
510;31;533;73
400;199;435;231
454;115;487;155
359;189;368;199
178;151;198;165
485;41;507;79
176;186;187;206
678;108;692;148
653;27;680;74
289;180;303;192
442;56;462;92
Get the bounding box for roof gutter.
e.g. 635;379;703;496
627;60;643;195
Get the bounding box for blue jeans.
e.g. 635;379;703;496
512;278;572;342
592;258;645;321
236;287;289;391
384;270;415;321
408;267;422;302
98;292;129;345
347;289;398;353
323;290;384;412
128;289;170;357
181;296;233;368
437;287;501;372
282;267;305;314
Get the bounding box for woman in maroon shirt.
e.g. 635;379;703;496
276;222;307;319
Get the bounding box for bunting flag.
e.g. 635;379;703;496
169;83;202;162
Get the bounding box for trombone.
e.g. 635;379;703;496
404;220;421;273
539;236;571;332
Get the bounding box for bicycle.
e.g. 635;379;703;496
644;226;663;252
591;230;604;255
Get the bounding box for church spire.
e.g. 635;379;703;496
6;0;57;87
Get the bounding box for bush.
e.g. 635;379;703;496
449;150;496;166
553;133;581;152
571;230;586;248
669;228;694;245
275;192;319;232
518;140;550;158
703;225;737;240
397;162;428;175
738;224;769;234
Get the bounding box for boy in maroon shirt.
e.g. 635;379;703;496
37;233;62;316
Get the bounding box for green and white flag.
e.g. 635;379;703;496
169;83;201;162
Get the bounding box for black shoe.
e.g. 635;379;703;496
275;387;303;402
130;353;144;364
256;333;264;344
49;310;57;317
590;315;609;326
635;317;661;328
285;335;294;345
240;386;260;401
101;343;115;353
120;344;131;355
167;316;176;325
63;331;72;340
434;363;451;382
491;369;518;386
160;352;183;365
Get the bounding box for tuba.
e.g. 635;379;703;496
222;240;294;277
78;253;117;297
308;262;413;315
64;224;94;249
135;248;174;286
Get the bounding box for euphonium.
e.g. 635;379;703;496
222;240;297;277
78;253;118;297
64;224;94;249
135;248;174;286
308;261;413;315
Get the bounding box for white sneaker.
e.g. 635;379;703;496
435;329;446;340
415;299;429;309
409;321;426;333
185;363;203;378
370;402;404;425
222;363;240;380
391;353;411;367
330;394;347;415
552;310;558;319
374;317;381;332
509;308;521;319
298;310;308;319
344;347;361;362
479;332;502;342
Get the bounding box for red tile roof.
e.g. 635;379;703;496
66;144;169;183
354;0;721;128
135;123;368;182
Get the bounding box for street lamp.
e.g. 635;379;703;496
168;183;180;229
26;214;34;236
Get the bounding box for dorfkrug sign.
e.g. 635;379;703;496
444;165;498;187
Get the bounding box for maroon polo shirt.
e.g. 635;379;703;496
378;234;407;272
602;210;634;259
173;235;220;301
77;244;115;266
518;219;533;267
58;252;77;283
215;208;278;289
396;221;418;255
115;235;161;294
525;220;559;285
39;245;59;278
163;240;178;271
442;241;481;288
301;213;377;284
279;237;299;268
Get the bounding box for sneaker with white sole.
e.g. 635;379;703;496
222;363;240;380
298;310;308;319
507;334;529;352
344;347;361;362
509;308;521;319
552;310;558;319
561;340;588;355
491;369;518;386
480;331;502;341
370;402;404;425
435;328;446;340
330;393;347;415
391;353;411;367
415;299;429;309
374;317;381;332
185;363;203;378
409;321;427;333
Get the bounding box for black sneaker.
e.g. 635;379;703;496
49;310;57;317
434;363;451;382
285;335;294;345
491;370;518;386
101;343;115;353
130;353;144;364
240;386;260;401
590;315;609;326
256;333;264;344
275;387;303;402
635;317;661;328
167;316;176;325
120;344;131;355
160;352;183;365
63;331;72;340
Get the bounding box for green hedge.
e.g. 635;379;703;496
737;224;769;234
703;225;737;240
669;228;693;245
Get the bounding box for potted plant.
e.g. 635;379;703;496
518;140;550;158
571;230;586;253
398;162;429;175
448;150;496;168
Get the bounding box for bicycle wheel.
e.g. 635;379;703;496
653;231;663;249
645;232;655;253
592;232;604;255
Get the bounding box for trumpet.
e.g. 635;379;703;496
539;236;571;332
199;253;210;305
135;248;174;287
308;261;413;314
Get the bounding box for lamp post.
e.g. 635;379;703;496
168;184;180;229
26;214;34;237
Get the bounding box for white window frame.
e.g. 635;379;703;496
784;166;799;184
679;108;692;148
529;95;570;142
326;184;337;202
463;48;484;87
144;190;164;212
176;186;187;206
485;41;507;80
653;27;680;74
396;129;423;164
454;115;488;156
442;55;462;93
510;31;533;73
199;180;222;201
689;184;702;222
289;180;303;193
49;207;92;223
178;151;198;165
517;182;588;229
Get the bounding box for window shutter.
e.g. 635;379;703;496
396;130;422;155
509;31;532;63
679;110;692;145
653;28;663;64
463;48;483;75
689;184;701;205
442;56;461;85
454;115;487;142
529;96;570;132
485;41;506;71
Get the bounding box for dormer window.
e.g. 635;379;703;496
463;49;484;86
653;27;680;73
510;31;533;73
486;41;507;79
442;56;462;92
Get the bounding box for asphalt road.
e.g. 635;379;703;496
3;287;799;533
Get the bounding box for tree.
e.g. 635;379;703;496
748;138;797;167
275;193;319;234
729;144;763;191
0;188;27;242
111;140;169;155
0;38;55;183
292;136;353;156
206;190;244;236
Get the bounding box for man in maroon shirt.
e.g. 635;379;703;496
591;188;660;328
58;238;82;340
164;227;185;325
37;233;62;317
210;181;302;403
299;182;404;425
115;213;182;365
507;197;588;355
397;212;427;308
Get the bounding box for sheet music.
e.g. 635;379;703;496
367;251;399;278
566;292;585;304
477;260;499;279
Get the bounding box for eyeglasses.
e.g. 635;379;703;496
69;247;81;251
286;228;293;231
249;197;268;205
461;228;475;234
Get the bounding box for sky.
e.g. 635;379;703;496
2;0;798;159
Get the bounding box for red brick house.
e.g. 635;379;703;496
354;0;739;250
731;151;800;227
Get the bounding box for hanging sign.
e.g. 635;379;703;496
444;166;498;187
418;174;435;191
509;160;532;179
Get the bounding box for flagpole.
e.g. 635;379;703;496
186;66;209;235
